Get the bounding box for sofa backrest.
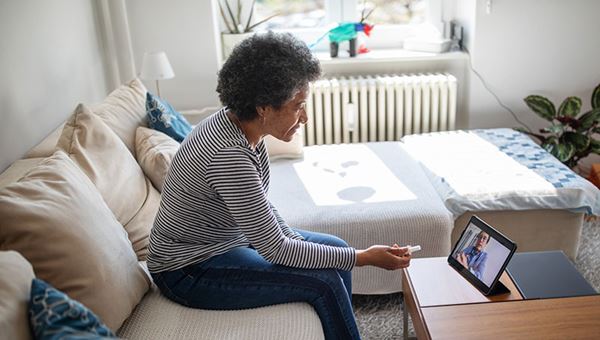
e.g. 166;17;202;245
0;251;35;340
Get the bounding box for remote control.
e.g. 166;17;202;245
408;245;421;253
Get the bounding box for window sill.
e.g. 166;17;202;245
315;49;468;65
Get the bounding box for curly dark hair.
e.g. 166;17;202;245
216;31;321;121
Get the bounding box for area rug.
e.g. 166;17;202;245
353;218;600;339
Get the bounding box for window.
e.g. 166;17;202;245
254;0;427;30
357;0;427;25
230;0;443;52
255;0;326;30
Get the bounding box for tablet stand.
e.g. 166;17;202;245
487;280;511;296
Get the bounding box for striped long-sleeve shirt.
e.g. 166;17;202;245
147;108;356;273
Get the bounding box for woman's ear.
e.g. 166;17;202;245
256;106;268;124
256;106;267;118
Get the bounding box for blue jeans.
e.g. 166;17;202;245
151;229;359;340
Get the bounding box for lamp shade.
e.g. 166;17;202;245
140;51;174;80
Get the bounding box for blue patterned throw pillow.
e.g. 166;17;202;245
29;278;117;340
146;92;193;143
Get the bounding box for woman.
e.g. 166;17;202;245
147;32;411;340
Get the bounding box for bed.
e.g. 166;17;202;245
268;128;599;294
401;128;599;260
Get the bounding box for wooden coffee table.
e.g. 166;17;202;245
402;257;600;339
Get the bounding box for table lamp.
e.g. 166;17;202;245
140;51;174;97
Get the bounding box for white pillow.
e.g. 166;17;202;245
264;131;304;161
91;78;147;154
135;126;179;192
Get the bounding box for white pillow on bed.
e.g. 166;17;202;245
264;131;303;161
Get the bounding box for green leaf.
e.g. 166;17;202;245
524;95;555;121
562;132;590;152
557;96;582;117
543;140;575;163
243;0;255;32
592;83;600;109
542;140;557;154
591;139;600;154
218;1;235;33
540;124;564;135
555;143;576;163
224;0;240;33
577;108;600;131
247;12;279;31
237;0;242;25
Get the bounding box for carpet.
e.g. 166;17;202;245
353;218;600;339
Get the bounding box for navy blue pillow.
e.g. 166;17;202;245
29;278;117;340
146;92;193;143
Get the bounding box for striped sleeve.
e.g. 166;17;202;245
269;202;304;241
206;148;356;271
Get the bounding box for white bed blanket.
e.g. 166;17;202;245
401;128;600;217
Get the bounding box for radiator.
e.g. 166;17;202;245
303;74;457;146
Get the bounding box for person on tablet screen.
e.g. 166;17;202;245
455;231;490;279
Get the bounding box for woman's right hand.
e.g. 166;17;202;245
355;244;411;270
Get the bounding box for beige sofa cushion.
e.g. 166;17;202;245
123;177;161;260
117;285;324;340
0;157;44;189
0;151;150;331
0;251;35;340
135;126;179;192
24;123;64;158
91;78;147;154
57;104;151;257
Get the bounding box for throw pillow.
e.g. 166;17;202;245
263;130;304;161
0;151;150;331
57;103;151;258
135;126;179;192
29;278;117;339
0;158;44;190
0;251;35;340
91;78;148;154
146;92;193;142
23;123;64;159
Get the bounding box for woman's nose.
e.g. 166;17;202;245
299;108;308;124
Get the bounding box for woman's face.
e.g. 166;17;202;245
260;87;308;142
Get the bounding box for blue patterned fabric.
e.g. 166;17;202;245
473;128;584;189
29;278;117;340
146;92;192;143
401;128;600;216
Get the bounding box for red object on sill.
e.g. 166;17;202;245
588;163;600;189
358;44;370;54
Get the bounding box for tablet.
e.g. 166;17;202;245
448;215;517;296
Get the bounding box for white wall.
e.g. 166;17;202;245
126;0;221;111
0;0;110;171
123;0;600;133
3;1;596;172
462;0;600;131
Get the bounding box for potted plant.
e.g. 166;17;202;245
517;83;600;169
218;0;278;59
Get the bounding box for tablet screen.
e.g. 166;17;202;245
448;216;517;294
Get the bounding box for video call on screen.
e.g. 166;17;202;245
452;223;511;287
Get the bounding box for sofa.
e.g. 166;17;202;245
0;79;325;339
